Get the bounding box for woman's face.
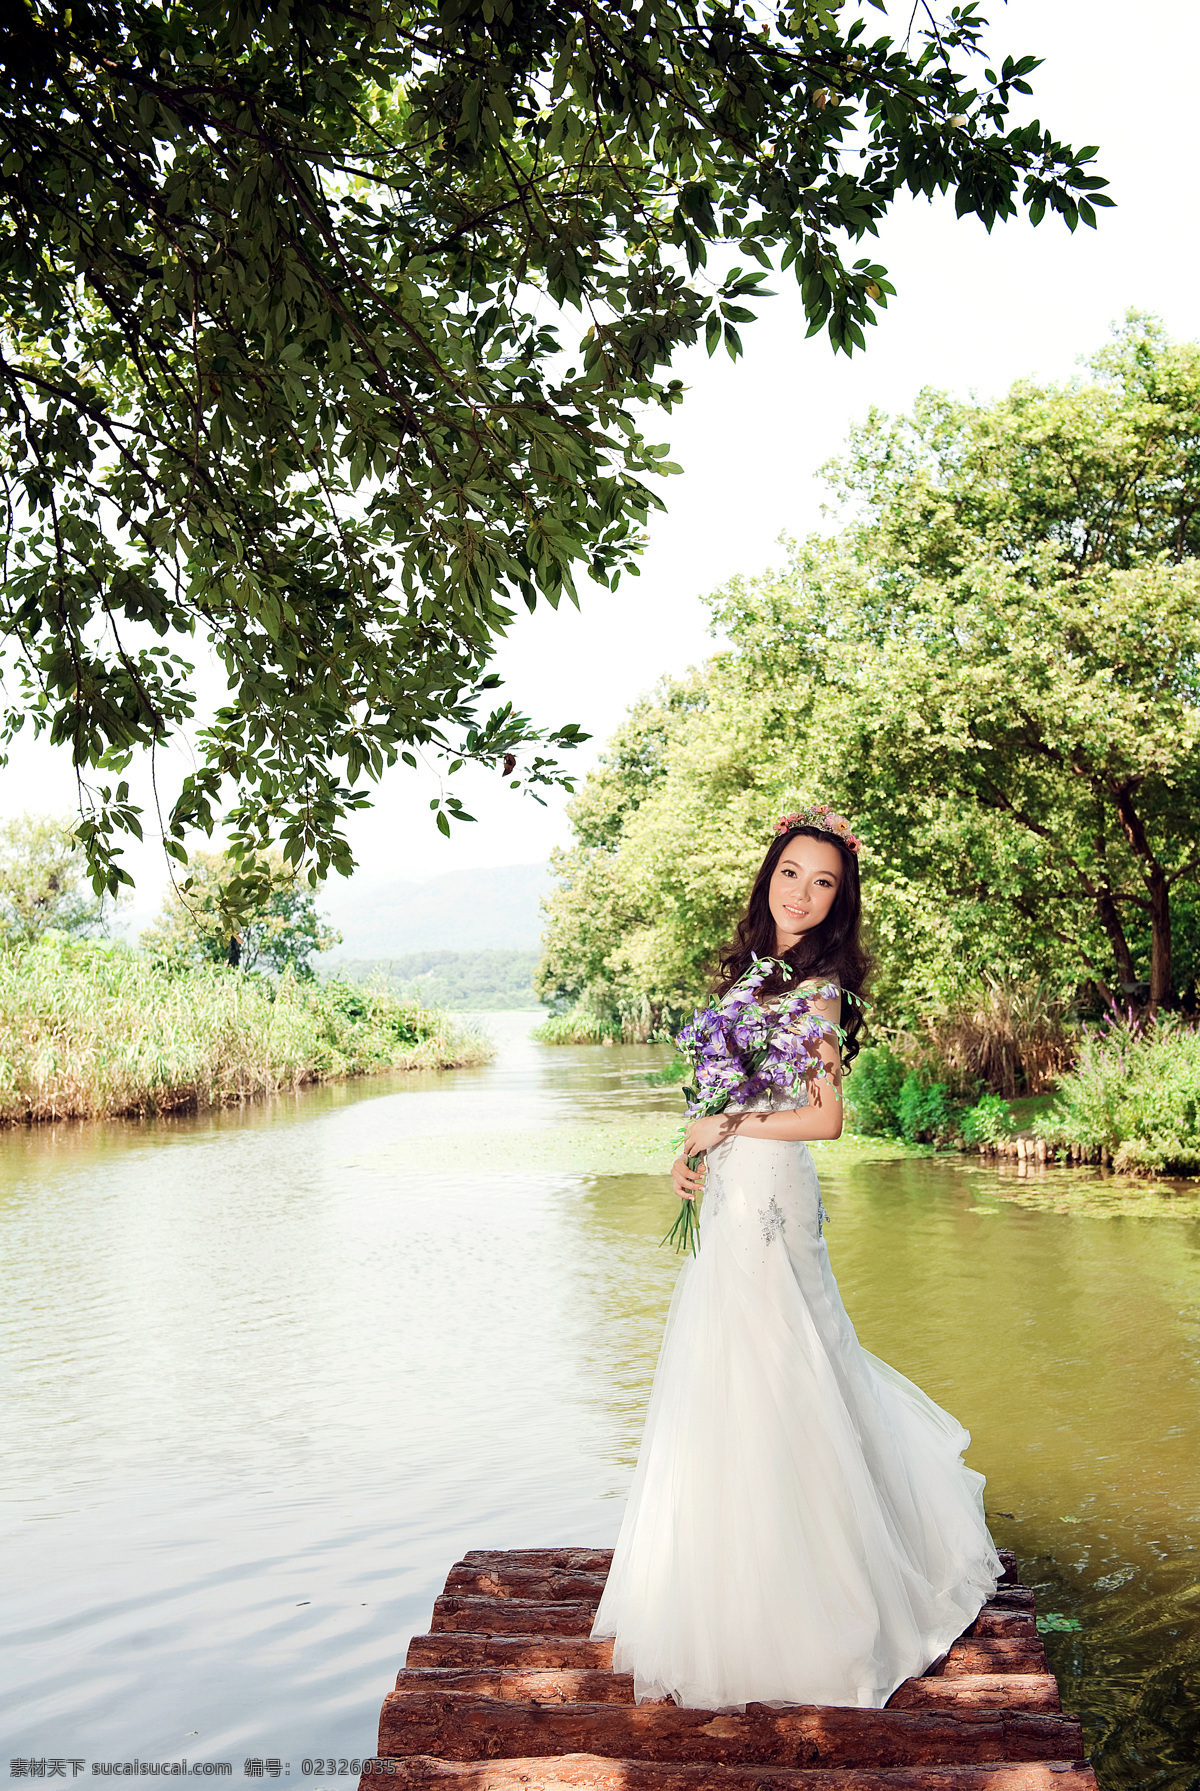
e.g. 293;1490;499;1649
767;834;843;953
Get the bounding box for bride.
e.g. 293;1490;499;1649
592;804;1001;1711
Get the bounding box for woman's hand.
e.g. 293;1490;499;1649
682;1113;738;1158
672;1153;707;1200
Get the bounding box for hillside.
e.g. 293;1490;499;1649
333;950;541;1011
320;862;550;957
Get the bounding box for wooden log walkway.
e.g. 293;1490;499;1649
359;1546;1097;1791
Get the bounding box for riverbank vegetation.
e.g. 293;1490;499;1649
1035;1020;1200;1178
532;1005;624;1045
844;1018;1200;1180
536;320;1200;1175
0;816;113;942
0;936;491;1125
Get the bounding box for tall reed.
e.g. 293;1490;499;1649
0;937;492;1124
922;976;1072;1097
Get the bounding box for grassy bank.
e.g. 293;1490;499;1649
0;937;492;1124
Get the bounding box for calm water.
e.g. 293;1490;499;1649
3;1015;1198;1786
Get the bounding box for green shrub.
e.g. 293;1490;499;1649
845;1044;909;1135
959;1092;1017;1146
532;1003;623;1044
896;1070;954;1143
1110;1139;1200;1177
846;1048;956;1143
1035;1016;1200;1176
298;975;490;1077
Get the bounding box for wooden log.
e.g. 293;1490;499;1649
390;1668;1060;1715
431;1594;1032;1642
988;1588;1036;1611
405;1634;616;1674
374;1692;1084;1769
460;1549;614;1573
969;1609;1038;1641
359;1759;1098;1791
404;1631;1045;1680
431;1596;596;1636
886;1676;1060;1713
937;1641;1048;1677
402;1637;1045;1682
370;1548;1092;1791
445;1564;608;1603
393;1668;650;1706
432;1566;1024;1630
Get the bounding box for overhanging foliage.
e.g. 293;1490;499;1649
0;0;1107;892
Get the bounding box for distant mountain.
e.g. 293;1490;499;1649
319;861;551;957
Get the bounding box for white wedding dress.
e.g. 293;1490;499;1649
592;1080;1001;1711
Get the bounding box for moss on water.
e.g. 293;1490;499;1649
363;1111;1199;1219
363;1122;932;1181
986;1169;1200;1222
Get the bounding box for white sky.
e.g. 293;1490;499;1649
5;0;1198;929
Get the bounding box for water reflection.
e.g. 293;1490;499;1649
1;1016;1197;1784
811;1153;1200;1786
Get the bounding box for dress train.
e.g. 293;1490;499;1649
592;1125;1000;1709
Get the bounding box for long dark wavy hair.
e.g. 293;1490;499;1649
714;825;871;1067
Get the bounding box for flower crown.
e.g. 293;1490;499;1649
774;802;860;855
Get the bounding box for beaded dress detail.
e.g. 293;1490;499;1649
592;1008;1000;1712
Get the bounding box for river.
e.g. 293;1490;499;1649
3;1013;1198;1786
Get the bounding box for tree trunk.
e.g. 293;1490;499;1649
1148;866;1172;1013
1093;887;1138;999
1110;786;1171;1012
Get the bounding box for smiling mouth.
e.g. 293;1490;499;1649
783;904;809;920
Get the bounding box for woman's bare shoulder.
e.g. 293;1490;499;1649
805;975;842;1021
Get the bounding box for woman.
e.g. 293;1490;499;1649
591;805;1000;1711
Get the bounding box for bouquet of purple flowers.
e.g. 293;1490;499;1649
664;957;845;1256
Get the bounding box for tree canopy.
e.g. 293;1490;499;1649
0;0;1106;895
538;318;1200;1033
141;845;341;972
0;811;108;940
